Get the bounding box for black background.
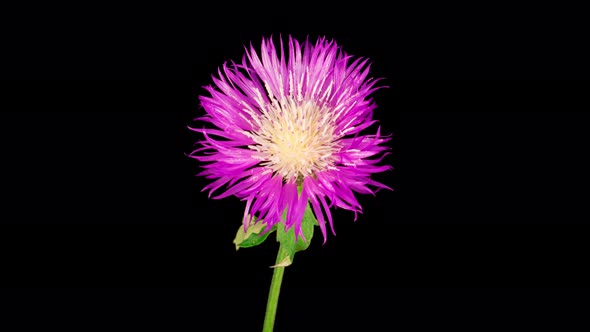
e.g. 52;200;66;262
1;3;589;332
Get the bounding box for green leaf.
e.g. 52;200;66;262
233;218;274;250
275;202;317;267
295;203;316;252
271;255;292;268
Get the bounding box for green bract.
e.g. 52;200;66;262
233;189;319;267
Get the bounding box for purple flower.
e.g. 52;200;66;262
189;35;392;242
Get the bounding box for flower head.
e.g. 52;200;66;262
190;35;392;242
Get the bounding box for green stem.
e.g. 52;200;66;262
262;245;288;332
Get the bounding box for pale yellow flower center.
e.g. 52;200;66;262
248;99;338;181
